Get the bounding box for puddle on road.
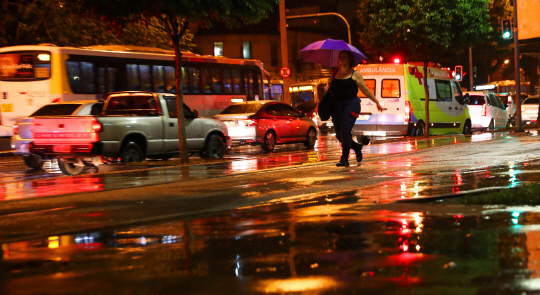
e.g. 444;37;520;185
3;191;540;294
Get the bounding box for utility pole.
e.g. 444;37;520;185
469;47;473;91
513;0;523;132
279;0;291;104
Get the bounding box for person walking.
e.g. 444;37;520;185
327;50;385;167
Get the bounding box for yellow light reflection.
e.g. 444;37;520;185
255;277;339;293
48;236;60;249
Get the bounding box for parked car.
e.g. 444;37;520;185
213;101;318;152
464;91;508;130
499;93;527;127
30;92;230;175
11;100;98;169
522;95;539;124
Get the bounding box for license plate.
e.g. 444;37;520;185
223;121;237;127
358;115;370;120
326;122;333;127
53;145;71;153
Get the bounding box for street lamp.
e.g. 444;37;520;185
285;13;351;44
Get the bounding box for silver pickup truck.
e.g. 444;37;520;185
30;91;231;175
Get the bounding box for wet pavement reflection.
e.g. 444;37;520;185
0;132;532;201
4;191;540;294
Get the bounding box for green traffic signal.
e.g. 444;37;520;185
501;19;512;39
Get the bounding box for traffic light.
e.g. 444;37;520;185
501;19;512;39
455;65;463;81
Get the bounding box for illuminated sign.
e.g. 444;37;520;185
0;53;35;79
231;98;244;103
289;85;313;92
474;85;497;90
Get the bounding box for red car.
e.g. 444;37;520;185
213;101;318;152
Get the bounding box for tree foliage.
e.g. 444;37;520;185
357;0;492;135
66;0;279;162
0;0;193;49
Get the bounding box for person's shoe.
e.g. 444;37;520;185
336;159;350;167
353;144;363;162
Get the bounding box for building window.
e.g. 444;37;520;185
270;42;278;67
243;41;252;59
214;42;224;56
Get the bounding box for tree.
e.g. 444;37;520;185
358;0;492;135
0;0;193;50
67;0;279;163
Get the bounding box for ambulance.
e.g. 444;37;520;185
353;62;472;136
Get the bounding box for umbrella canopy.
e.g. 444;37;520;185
300;38;367;68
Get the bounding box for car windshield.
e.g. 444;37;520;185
468;95;485;105
220;104;262;114
31;104;82;116
524;97;539;104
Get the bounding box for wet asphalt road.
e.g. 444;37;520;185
2;132;540;294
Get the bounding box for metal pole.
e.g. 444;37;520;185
514;0;523;132
286;13;351;44
469;47;473;91
279;0;291;104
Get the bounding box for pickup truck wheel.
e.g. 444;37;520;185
201;134;224;159
58;158;85;175
121;142;144;163
23;154;44;169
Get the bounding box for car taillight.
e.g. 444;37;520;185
244;119;258;126
52;97;61;103
482;103;487;116
12;124;19;135
405;101;411;123
92;121;102;132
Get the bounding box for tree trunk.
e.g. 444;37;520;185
173;37;189;163
423;60;430;136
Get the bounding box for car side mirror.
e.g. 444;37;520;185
193;109;200;118
463;93;470;104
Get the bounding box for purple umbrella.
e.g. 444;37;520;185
300;38;367;68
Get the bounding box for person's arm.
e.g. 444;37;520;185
353;71;385;112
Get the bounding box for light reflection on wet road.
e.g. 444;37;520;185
0;132;525;201
3;191;540;294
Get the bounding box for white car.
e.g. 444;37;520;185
465;91;508;130
522;95;539;124
11;100;98;169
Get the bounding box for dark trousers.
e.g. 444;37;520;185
332;98;361;161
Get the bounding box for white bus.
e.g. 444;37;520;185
0;44;266;127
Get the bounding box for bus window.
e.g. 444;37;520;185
164;66;175;93
188;67;200;94
201;67;212;93
66;61;94;93
244;70;254;99
153;65;165;92
98;67;106;96
223;68;232;93
212;67;221;93
126;64;140;90
382;79;400;98
140;65;151;91
358;79;375;98
232;68;242;94
108;67;117;93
